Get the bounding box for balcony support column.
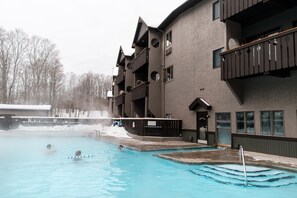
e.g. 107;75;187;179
145;97;148;117
226;79;243;105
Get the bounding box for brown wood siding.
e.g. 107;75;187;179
115;71;125;85
131;82;148;101
220;0;264;21
130;48;149;73
115;119;182;137
115;94;125;106
221;27;297;80
232;133;297;158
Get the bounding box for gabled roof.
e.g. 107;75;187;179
132;17;149;48
189;97;211;111
116;46;125;66
158;0;202;30
132;17;162;48
116;46;133;67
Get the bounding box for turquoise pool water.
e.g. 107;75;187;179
1;133;297;198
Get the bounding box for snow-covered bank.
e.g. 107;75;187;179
0;124;131;139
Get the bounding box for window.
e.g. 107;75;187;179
165;66;173;81
216;113;231;145
151;38;160;48
213;48;223;68
166;31;172;47
151;71;160;81
236;112;255;134
213;1;220;20
261;111;284;136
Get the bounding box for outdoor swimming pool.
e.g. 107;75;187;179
1;130;297;198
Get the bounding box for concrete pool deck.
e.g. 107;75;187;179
100;134;297;170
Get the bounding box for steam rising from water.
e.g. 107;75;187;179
0;124;131;138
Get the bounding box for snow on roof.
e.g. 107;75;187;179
0;104;51;111
107;91;113;98
113;67;118;76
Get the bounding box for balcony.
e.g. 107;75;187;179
115;94;125;106
220;0;264;21
129;48;149;73
221;27;297;80
131;82;148;101
220;0;297;25
115;70;125;85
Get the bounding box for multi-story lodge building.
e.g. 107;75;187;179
111;0;297;157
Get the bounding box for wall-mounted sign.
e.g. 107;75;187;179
147;121;156;126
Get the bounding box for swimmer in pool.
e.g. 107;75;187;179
45;144;56;154
75;150;82;157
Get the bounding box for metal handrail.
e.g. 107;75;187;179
239;145;248;186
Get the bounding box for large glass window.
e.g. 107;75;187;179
273;111;284;136
261;111;271;135
261;111;284;136
236;112;244;133
246;112;255;134
213;48;223;68
236;112;255;134
216;113;231;145
213;1;220;20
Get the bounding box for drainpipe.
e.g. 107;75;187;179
161;32;166;118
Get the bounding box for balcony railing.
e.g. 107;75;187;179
115;70;125;85
115;94;125;106
113;118;182;137
129;48;149;73
221;27;297;80
220;0;297;23
220;0;264;21
131;82;148;101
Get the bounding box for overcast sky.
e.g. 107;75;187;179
0;0;185;75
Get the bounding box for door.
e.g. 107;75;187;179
197;112;208;143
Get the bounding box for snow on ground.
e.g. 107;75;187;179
56;109;109;118
0;124;131;139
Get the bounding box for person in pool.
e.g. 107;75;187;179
45;144;56;154
75;150;82;158
47;144;52;150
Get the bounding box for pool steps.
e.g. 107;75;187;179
189;165;297;187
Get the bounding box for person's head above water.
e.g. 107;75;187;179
75;150;82;156
47;144;51;149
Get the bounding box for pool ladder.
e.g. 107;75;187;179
88;130;101;139
239;145;248;186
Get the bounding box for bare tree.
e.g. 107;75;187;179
0;27;112;112
26;36;61;104
0;28;29;103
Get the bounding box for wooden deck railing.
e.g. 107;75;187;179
221;27;297;80
129;48;149;73
114;118;182;137
115;70;125;85
131;82;148;101
115;94;125;106
220;0;264;21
